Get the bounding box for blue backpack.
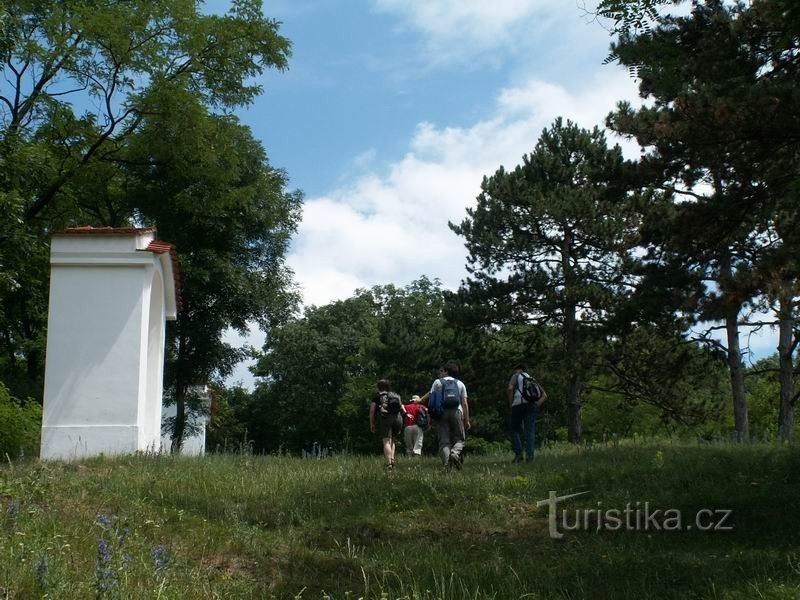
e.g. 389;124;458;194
440;377;461;409
429;384;444;420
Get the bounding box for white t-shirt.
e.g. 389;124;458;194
509;372;528;407
430;376;467;412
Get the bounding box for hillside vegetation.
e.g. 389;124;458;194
1;442;799;599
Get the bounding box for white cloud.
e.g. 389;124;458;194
288;70;641;310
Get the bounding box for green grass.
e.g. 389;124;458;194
1;442;799;599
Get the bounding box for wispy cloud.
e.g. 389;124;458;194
372;0;564;63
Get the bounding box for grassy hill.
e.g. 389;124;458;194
1;442;799;599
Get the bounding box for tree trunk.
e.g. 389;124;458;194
171;384;187;454
564;305;582;444
712;175;749;442
170;327;188;454
725;308;749;442
777;284;795;442
562;226;582;444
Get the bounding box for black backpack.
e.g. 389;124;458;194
519;373;543;403
379;391;403;415
416;405;429;429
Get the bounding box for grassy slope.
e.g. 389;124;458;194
1;443;799;599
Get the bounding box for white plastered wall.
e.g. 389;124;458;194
40;230;177;460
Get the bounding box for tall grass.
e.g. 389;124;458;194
0;442;798;598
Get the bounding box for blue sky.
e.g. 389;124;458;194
214;0;643;304
219;0;778;386
241;0;617;199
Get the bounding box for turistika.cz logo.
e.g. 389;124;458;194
536;491;734;539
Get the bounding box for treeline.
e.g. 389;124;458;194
210;0;799;452
207;278;786;455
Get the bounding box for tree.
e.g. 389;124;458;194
595;325;728;429
371;277;457;393
205;385;250;453
0;0;290;220
125;105;302;451
744;355;782;440
746;0;800;441
451;118;638;443
607;0;800;440
252;292;381;453
755;227;799;442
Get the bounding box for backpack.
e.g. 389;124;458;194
379;391;403;415
440;377;461;410
519;373;543;403
428;385;444;420
416;405;429;429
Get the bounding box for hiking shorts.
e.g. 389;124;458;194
380;412;403;439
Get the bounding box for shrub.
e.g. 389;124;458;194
0;382;41;459
466;436;506;456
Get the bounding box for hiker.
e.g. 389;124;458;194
402;395;428;457
421;361;469;470
369;379;407;470
508;363;547;463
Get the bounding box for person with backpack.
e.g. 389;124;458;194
508;363;547;463
421;361;469;470
402;395;428;457
369;379;407;470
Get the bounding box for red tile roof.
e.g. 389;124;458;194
146;241;182;312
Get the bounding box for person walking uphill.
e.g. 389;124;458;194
370;379;407;470
422;361;469;470
508;363;547;463
403;395;428;457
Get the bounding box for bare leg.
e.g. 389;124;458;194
382;437;393;465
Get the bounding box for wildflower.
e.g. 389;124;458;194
97;538;112;566
151;544;169;571
95;537;116;594
34;555;48;588
95;513;112;531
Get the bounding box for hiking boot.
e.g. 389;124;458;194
449;453;462;470
513;454;523;464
